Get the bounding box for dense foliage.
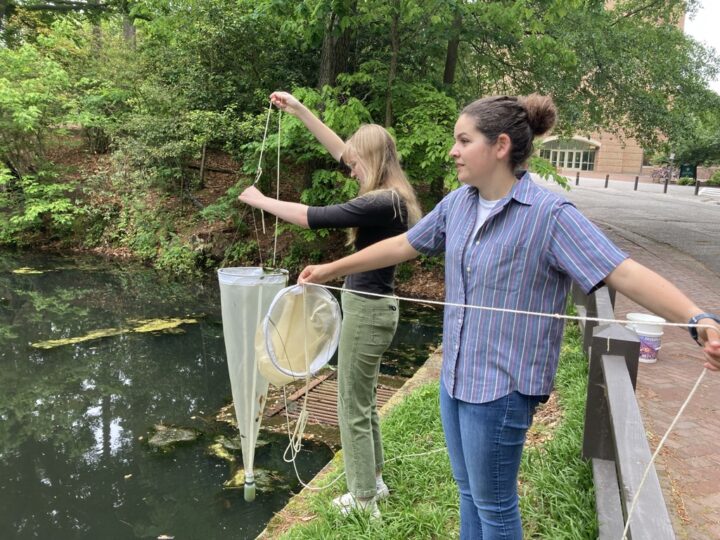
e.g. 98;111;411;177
0;0;718;272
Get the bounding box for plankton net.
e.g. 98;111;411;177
218;267;287;501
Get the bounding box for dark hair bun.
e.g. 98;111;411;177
520;94;556;136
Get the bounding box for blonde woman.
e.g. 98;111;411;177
238;91;421;519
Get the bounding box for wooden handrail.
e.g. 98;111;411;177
574;286;675;539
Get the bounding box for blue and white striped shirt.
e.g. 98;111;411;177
407;172;628;403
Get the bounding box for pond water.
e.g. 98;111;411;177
0;253;442;539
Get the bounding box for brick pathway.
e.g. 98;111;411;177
601;224;720;539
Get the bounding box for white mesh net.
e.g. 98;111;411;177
257;284;341;386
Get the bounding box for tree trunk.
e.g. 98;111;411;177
91;23;102;54
0;0;8;33
443;10;463;86
198;143;207;189
122;14;136;48
317;5;355;88
384;1;400;127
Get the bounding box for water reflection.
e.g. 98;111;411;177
0;254;441;539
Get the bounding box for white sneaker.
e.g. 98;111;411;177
332;492;381;519
376;479;390;501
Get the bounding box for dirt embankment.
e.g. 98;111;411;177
45;137;446;298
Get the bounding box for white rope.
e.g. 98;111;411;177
253;101;274;236
621;368;708;540
280;285;346;491
253;101;273;186
315;283;716;333
272;110;282;268
281;286;311;465
287;282;715;517
249;101;285;267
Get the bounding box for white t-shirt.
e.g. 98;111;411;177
470;194;500;239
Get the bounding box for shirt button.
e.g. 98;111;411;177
466;266;471;272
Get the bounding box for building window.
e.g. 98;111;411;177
540;139;598;171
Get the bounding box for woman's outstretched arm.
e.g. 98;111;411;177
605;258;720;370
237;186;309;228
298;233;420;284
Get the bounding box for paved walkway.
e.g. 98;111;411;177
549;178;720;539
605;229;720;540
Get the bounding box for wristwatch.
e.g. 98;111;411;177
688;313;720;345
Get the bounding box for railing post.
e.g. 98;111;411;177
634;176;639;191
576;171;580;186
664;176;669;193
582;324;640;461
573;282;596;354
605;174;609;188
607;286;617;310
695;180;700;196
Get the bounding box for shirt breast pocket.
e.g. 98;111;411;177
475;243;530;293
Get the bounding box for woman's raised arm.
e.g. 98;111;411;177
270;91;346;161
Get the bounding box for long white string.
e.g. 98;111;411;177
272;110;282;268
253;101;274;236
282;286;310;464
316;283;716;333
254;101;273;186
290;282;714;522
621;368;707;539
250;101;284;265
250;99;715;515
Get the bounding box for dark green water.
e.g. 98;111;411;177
0;253;442;539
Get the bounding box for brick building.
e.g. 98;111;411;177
537;9;718;181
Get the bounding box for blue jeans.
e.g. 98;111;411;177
440;382;542;540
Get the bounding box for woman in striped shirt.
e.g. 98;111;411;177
298;94;720;538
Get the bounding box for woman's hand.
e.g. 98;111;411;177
699;322;720;371
298;264;335;285
238;185;266;208
270;91;303;116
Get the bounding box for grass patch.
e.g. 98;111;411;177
280;322;595;539
281;383;457;539
520;322;597;539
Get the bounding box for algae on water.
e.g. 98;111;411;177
13;267;44;274
31;317;198;349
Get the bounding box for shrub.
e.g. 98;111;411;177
0;169;81;245
678;176;695;185
155;236;200;275
708;170;720;186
